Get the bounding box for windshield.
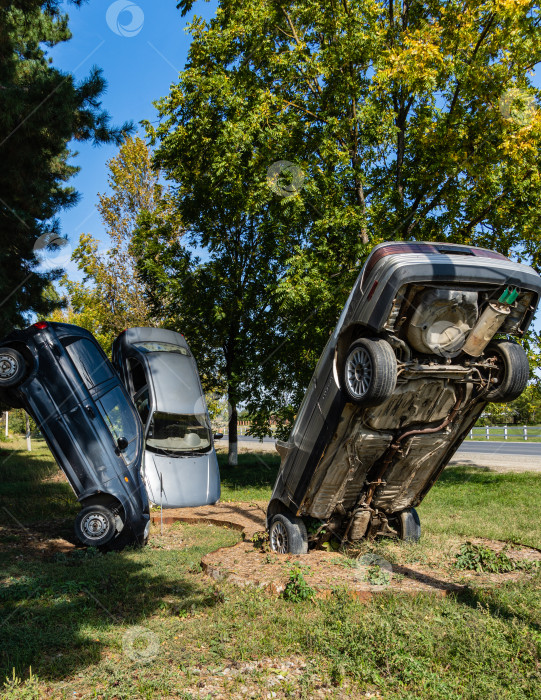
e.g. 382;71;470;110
146;412;211;455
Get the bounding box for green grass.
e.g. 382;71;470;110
217;451;280;501
420;466;541;549
1;440;541;698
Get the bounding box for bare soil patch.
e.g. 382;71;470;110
150;501;267;540
201;538;541;598
149;501;541;597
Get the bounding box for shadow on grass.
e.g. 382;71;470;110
0;547;220;681
453;578;541;634
217;452;280;496
0;443;224;682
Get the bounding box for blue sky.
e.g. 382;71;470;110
48;0;218;273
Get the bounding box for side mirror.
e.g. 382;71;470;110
117;436;129;451
213;432;224;441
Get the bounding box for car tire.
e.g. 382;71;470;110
0;347;26;388
343;337;397;405
395;507;421;543
485;340;530;403
269;513;308;555
74;504;117;547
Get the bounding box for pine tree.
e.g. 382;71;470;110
0;0;132;336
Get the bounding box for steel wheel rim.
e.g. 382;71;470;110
82;513;110;540
270;521;289;554
0;355;17;380
346;347;372;398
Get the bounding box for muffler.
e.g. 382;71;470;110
462;301;511;357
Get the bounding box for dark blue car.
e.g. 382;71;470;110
0;322;150;549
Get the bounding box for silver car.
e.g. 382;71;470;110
112;327;220;508
267;242;541;554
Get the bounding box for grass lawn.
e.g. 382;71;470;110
0;438;540;698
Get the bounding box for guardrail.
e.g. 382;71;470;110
469;426;541;441
215;423;541;441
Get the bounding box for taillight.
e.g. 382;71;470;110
363;243;438;280
33;321;48;330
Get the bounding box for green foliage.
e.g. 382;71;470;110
251;531;270;551
0;1;132;336
146;0;541;438
49;137;162;354
282;564;315;602
364;564;391;586
482;383;541;424
454;541;539;573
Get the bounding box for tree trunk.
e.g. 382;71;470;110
228;398;238;466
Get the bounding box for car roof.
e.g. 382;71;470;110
144;352;206;415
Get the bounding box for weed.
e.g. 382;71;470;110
364;564;391;586
454;542;539;573
282;565;315;603
251;531;269;551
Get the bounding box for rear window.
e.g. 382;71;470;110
64;338;116;390
133;341;190;356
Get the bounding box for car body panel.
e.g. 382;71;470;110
0;323;149;544
112;327;221;508
268;242;541;534
143;450;221;507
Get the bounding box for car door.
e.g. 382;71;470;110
63;335;139;482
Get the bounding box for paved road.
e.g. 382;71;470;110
456;441;540;456
226;435;540;456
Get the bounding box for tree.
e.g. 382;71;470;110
162;0;541;426
50;137;169;354
0;0;132;337
133;128;294;462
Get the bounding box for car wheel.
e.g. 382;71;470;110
0;347;26;388
395;507;421;543
485;340;530;403
343;337;397;405
74;505;117;547
269;513;308;555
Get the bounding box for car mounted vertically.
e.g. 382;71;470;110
267;241;541;555
112;327;221;508
0;322;150;549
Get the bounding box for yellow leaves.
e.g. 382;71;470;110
373;24;445;93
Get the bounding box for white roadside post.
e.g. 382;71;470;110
25;412;31;451
160;472;163;536
4;411;8;438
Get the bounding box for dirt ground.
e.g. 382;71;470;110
201;537;541;598
149;502;541;598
